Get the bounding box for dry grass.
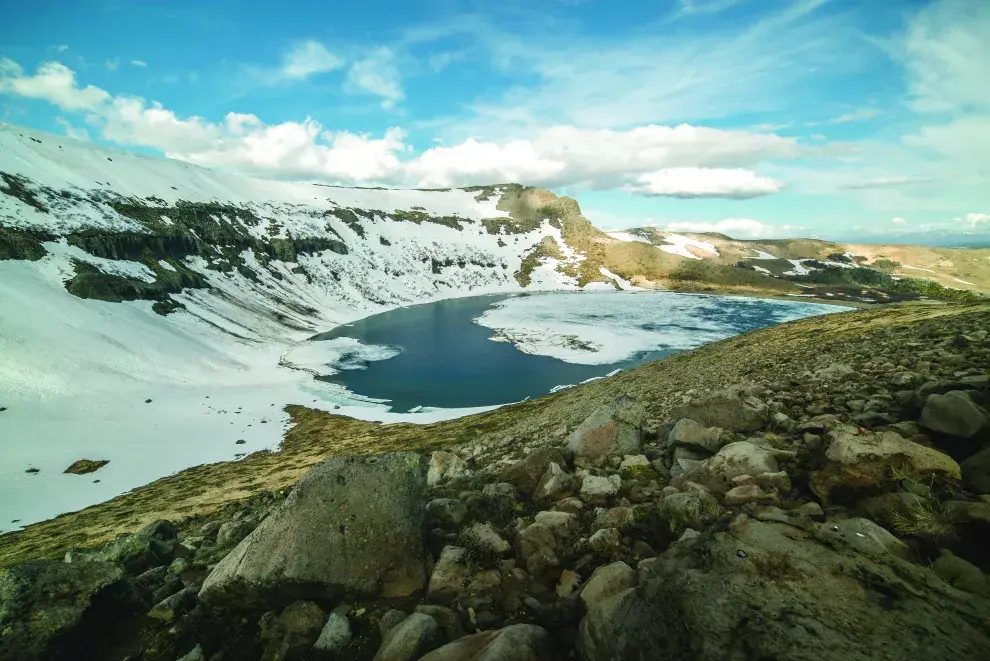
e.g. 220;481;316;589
1;301;988;568
888;497;958;543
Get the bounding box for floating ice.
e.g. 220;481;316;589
475;291;845;365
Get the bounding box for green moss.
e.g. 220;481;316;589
0;226;55;261
0;172;49;213
621;465;658;481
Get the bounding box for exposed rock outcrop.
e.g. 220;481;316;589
199;453;429;608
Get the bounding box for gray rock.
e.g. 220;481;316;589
0;559;127;661
671;388;768;433
670;446;707;478
373;612;441;661
661;489;719;531
427;546;468;604
568;396;645;466
962;446;990;494
533;510;579;537
703;441;779;488
199;453;429;608
216;520;254;548
502;448;568;495
148;587;197;622
668;419;723;453
200;520;223;537
176;644;206;661
515;523;559;576
419;624;552;661
534;462;575;502
810;429;960;503
314;612;353;654
428;451;471;486
932;550;989;596
379;610;408;636
588;528;622;556
415;604;465;643
578;513;990;661
580;561;637;608
580;474;621;504
921;391;988;438
460;523;511;559
426;498;469;526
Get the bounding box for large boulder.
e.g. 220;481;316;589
578;513;990;661
920;391;988;439
667;419;723;454
0;559;129;661
419;624;553;661
568;396;645;465
502;448;568;495
199;453;429;608
810;428;961;503
671;388;768;433
961;447;990;493
701;441;779;491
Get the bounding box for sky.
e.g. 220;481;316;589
0;0;987;242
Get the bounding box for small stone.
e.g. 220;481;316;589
557;570;582;599
580;474;622;505
216;520;253;548
176;644;206;661
379;610;408;636
148;587;197;622
723;484;776;507
580;561;637;608
668;419;723;453
315;612;353;654
461;523;511;558
428;451;471;486
373;612;441;661
920;391;988;439
588;528;622;556
426;498;469;526
533;510;579;537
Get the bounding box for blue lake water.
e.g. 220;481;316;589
312;291;842;412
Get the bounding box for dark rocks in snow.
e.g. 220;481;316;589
64;458;109;475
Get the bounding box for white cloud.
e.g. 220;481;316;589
131;60;147;67
674;0;752;18
0;60;109;111
346;48;403;109
902;0;990;115
892;217;907;225
277;41;344;81
105;58;120;71
55;44;69;52
626;167;784;199
54;117;90;141
0;58;796;196
663;218;800;238
806;108;880;126
963;212;990;227
841;176;932;190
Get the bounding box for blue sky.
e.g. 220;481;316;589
1;0;988;241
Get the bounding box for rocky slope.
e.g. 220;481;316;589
608;226;989;300
2;301;990;660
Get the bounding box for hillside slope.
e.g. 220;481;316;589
607;225;989;298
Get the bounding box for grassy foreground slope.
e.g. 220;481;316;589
2;300;988;568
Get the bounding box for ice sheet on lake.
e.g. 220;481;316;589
283;338;402;376
475;291;846;365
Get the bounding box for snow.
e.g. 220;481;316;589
784;259;813;276
658;233;720;260
282;338;402;377
597;266;641;291
901;264;938;274
606;230;652;244
752;265;773;275
954;277;976;286
474;291;844;365
607;228;719;260
746;249;778;260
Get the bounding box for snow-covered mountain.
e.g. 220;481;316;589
0;124;635;528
